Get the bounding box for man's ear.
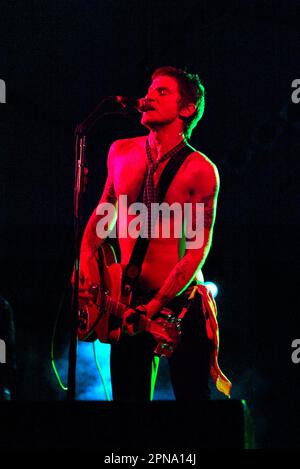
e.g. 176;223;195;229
179;102;196;118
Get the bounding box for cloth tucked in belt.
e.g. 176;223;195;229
187;284;232;398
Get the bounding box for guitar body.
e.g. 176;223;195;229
77;243;183;358
77;243;131;343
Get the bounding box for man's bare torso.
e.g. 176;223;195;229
111;136;215;292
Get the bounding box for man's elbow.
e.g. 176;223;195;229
185;227;212;252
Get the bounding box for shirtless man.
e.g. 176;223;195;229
78;66;219;401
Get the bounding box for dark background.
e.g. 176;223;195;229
0;0;299;448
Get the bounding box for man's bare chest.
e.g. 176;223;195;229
113;154;147;205
113;154;192;206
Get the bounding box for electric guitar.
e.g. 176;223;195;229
77;243;184;358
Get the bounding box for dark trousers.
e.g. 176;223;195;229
110;290;211;401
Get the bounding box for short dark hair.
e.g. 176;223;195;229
152;66;205;139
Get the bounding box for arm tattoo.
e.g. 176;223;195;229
154;255;195;306
202;194;215;230
153;190;217;306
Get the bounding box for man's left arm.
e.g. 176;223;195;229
146;160;220;317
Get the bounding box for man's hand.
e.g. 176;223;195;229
122;306;147;336
122;298;165;335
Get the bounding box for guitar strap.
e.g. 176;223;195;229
122;143;193;295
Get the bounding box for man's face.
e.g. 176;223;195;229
141;75;183;129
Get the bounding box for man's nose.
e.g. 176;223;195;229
144;91;156;102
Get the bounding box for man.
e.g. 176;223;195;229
78;66;220;401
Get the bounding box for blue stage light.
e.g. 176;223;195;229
204;281;219;298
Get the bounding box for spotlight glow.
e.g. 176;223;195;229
204;281;219;298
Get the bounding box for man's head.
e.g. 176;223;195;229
141;66;205;139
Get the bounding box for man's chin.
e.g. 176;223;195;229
141;115;160;128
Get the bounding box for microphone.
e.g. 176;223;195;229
115;96;151;113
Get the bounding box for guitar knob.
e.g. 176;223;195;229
78;309;88;320
89;284;99;303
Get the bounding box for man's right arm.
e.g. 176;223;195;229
78;142;118;286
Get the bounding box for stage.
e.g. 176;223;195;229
0;400;254;449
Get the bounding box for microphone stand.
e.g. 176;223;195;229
67;97;127;401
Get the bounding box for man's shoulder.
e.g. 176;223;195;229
110;136;147;155
107;137;147;170
186;147;219;181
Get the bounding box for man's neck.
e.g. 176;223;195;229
147;124;186;160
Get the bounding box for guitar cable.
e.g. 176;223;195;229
50;289;68;391
50;287;111;400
